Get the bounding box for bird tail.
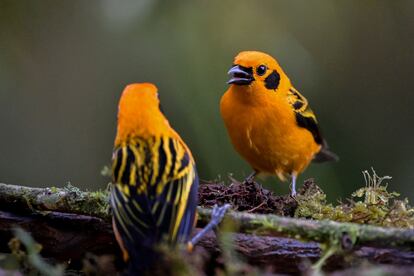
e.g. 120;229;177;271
124;246;159;275
313;142;339;163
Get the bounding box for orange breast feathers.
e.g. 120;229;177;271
220;51;323;181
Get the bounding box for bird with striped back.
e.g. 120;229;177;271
220;51;338;196
111;83;229;274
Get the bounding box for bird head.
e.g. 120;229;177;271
115;83;171;145
227;51;292;94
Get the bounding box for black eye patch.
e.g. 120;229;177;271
264;70;280;90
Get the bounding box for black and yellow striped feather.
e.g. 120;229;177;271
110;135;198;261
288;87;339;162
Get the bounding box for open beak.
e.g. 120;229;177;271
227;65;254;85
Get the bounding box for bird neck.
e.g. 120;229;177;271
115;109;171;146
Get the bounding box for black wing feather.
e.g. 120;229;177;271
295;112;323;145
288;87;339;162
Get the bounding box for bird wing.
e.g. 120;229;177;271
288;87;338;162
287;87;323;145
110;136;198;256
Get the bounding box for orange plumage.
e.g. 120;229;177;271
115;83;173;144
220;51;337;195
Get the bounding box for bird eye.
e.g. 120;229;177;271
256;65;267;76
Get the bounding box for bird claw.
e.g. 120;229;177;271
188;204;231;248
210;204;231;228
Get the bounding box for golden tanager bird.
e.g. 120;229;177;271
220;51;338;196
111;83;229;274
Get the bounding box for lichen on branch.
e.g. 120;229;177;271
0;168;413;251
295;168;414;228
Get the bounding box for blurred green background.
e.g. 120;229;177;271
1;1;413;200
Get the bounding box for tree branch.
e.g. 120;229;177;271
197;207;414;249
1;182;413;250
1;210;413;274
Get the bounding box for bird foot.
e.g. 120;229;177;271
188;204;231;249
210;204;231;228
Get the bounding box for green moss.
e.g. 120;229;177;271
87;189;111;216
295;168;414;228
32;182;112;219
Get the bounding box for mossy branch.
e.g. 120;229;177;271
198;207;414;249
0;182;413;250
0;183;110;220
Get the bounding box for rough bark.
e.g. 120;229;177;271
1;182;414;274
0;182;413;250
197;207;414;249
1;210;414;274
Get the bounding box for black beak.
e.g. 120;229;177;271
227;65;254;85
